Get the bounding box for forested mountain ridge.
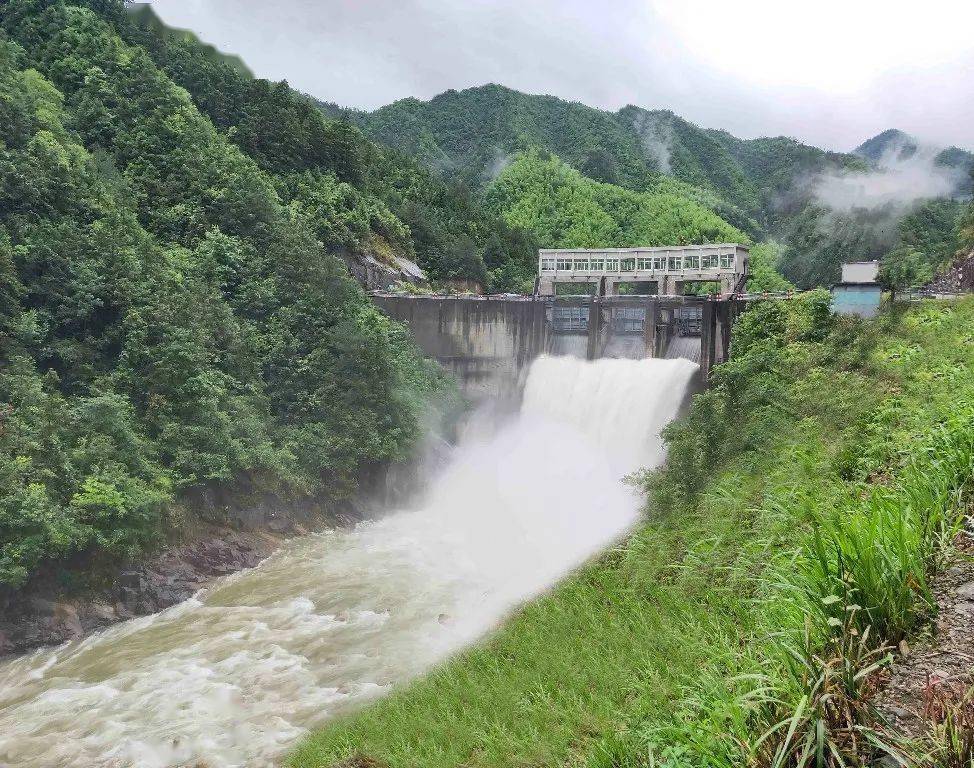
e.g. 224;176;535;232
118;4;541;293
348;84;871;222
853;128;974;197
855;127;974;171
348;84;973;288
0;0;460;586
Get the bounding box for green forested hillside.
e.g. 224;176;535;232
347;84;657;191
485;152;745;249
0;0;457;586
855;128;974;174
352;84;972;289
117;10;540;292
616;107;762;214
352;85;866;225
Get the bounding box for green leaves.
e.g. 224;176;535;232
485;151;748;251
0;1;450;585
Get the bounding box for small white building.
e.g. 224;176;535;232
840;261;880;284
832;260;881;318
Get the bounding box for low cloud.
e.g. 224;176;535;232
812;140;964;212
485;146;514;181
627;111;673;174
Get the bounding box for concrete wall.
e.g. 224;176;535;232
371;295;549;403
372;294;737;402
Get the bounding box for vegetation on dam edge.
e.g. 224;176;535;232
291;294;974;768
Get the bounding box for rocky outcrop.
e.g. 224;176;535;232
0;483;360;657
343;249;427;292
0;530;280;656
926;250;974;294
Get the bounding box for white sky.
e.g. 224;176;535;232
149;0;974;151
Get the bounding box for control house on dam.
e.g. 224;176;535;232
372;244;749;402
536;243;749;297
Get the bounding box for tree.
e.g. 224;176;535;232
878;246;933;300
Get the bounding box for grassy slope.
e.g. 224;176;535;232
291;297;974;767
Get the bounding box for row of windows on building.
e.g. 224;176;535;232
540;254;736;272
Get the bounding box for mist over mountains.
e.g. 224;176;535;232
322;83;972;288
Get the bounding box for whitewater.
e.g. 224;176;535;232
0;355;697;768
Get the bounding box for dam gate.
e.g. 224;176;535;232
370;293;739;402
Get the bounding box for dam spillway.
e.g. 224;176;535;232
0;355;698;768
371;293;737;400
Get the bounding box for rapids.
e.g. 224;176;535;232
0;355;697;768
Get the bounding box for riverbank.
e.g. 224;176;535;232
0;486;355;656
0;435;452;658
291;294;974;767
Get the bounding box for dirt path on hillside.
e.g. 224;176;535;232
875;533;974;747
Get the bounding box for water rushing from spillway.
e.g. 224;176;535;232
0;356;697;768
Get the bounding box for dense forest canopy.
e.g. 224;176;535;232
0;0;459;586
485;151;746;249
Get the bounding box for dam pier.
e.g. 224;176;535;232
370;292;739;400
372;244;749;399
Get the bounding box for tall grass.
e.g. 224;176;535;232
807;412;974;645
290;299;974;768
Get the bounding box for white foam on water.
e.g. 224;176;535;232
0;355;697;768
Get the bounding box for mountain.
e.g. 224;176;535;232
350;85;867;225
347;84;658;191
0;0;462;585
347;85;974;287
855;128;974;196
854;129;918;162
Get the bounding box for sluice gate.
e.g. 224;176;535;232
370;293;740;401
546;295;735;372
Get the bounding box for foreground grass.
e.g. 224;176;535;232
291;482;781;767
291;296;974;768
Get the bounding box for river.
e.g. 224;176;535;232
0;355;697;768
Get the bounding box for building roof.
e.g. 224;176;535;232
539;244;749;255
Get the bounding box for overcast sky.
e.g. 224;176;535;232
150;0;974;152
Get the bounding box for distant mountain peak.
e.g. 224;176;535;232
854;129;919;163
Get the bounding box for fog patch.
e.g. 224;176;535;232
628;111;673;175
812;138;965;213
486;146;515;181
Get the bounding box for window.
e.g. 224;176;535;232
653;257;665;271
590;258;605;272
720;254;734;269
557;258;572;271
668;256;681;271
621;258;635;272
636;257;651;271
541;258;556;271
606;258;620;272
702;254;719;269
573;258;589;271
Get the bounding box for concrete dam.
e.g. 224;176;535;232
371;293;738;400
